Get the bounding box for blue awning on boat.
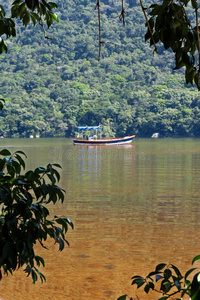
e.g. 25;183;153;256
76;126;102;130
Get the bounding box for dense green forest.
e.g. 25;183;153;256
0;0;200;138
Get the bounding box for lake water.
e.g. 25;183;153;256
0;138;200;300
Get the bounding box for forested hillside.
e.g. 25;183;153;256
1;0;200;138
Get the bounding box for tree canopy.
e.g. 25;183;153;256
2;0;200;90
141;0;200;90
0;0;200;139
0;0;59;54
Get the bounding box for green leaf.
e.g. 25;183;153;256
15;154;26;169
192;255;200;265
52;13;59;23
12;0;23;4
172;20;181;29
164;281;171;292
22;12;31;26
155;263;166;272
3;242;12;258
52;163;61;168
191;0;198;8
171;264;182;278
185;268;197;279
0;98;5;110
192;291;200;300
24;264;32;277
39;2;46;15
148;271;161;277
131;278;142;284
137;279;145;288
66;217;74;229
131;275;144;280
191;274;200;300
149;281;154;289
47;173;56;185
7;164;15;177
48;2;58;9
117;296;127;300
25;0;38;10
53;168;60;182
14;150;27;157
35;256;45;267
38;272;46;283
0;149;11;156
156;275;164;281
59;237;64;251
55;188;65;202
144;283;150;293
41;0;49;8
12;160;21;174
31;269;38;284
36;167;46;173
164;268;172;279
132;277;145;287
30;12;40;25
194;73;200;90
55;218;68;231
174;280;181;290
18;2;26;17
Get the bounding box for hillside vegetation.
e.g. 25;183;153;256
0;0;200;138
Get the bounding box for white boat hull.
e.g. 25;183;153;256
71;135;135;146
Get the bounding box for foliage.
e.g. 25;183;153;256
142;0;200;90
0;0;59;53
118;255;200;300
0;1;199;138
0;148;73;283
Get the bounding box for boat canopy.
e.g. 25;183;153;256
76;126;102;130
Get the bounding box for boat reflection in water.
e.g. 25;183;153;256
75;143;135;195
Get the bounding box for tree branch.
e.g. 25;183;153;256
37;0;52;40
95;0;102;61
119;0;127;26
177;0;191;26
195;5;200;73
138;0;158;54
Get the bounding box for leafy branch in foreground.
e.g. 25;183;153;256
0;149;73;283
140;0;200;90
118;255;200;300
0;0;59;54
95;0;200;90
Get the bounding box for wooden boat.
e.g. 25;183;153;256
71;126;135;146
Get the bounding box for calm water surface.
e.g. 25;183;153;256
0;138;200;300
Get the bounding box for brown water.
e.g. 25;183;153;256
0;138;200;300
